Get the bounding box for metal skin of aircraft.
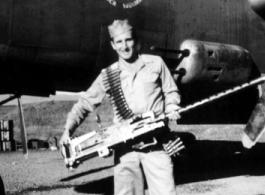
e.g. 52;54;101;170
0;0;263;118
0;1;265;151
0;1;265;193
0;0;264;95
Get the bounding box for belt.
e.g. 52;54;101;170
116;125;169;156
114;139;164;164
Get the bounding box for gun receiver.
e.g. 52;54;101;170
62;111;165;169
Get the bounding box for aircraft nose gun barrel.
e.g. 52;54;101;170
150;46;190;56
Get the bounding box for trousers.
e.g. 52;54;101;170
114;149;176;195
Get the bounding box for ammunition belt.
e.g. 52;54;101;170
102;63;134;121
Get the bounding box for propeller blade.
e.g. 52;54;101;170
242;91;265;148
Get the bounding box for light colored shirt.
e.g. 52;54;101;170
65;54;181;131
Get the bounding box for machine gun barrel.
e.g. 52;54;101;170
177;76;265;114
63;76;265;170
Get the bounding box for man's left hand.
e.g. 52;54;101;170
167;110;181;121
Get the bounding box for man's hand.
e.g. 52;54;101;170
59;129;71;158
163;136;185;156
60;129;71;145
167;110;181;121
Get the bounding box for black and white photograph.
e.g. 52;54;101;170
0;0;265;194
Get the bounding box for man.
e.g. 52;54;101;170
60;19;183;195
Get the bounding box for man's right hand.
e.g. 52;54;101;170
60;129;71;145
59;129;71;158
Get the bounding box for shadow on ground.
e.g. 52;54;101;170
174;138;265;185
60;166;113;182
74;132;265;194
75;176;113;195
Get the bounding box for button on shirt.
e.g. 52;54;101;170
64;54;181;131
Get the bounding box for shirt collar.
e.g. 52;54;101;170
118;54;153;72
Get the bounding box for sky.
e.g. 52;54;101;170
0;92;82;105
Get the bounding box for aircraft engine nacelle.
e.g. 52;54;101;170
172;40;261;124
248;0;265;20
174;40;255;86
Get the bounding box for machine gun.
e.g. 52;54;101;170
62;111;166;170
61;75;265;170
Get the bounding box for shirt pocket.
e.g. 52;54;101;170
143;72;160;96
144;72;160;83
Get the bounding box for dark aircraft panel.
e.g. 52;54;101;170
169;1;251;47
0;0;264;124
0;1;10;45
1;0;265;67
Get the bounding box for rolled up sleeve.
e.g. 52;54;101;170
160;59;181;114
64;74;106;131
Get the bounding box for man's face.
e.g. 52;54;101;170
111;30;136;61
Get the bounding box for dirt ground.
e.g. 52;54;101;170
1;125;265;195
